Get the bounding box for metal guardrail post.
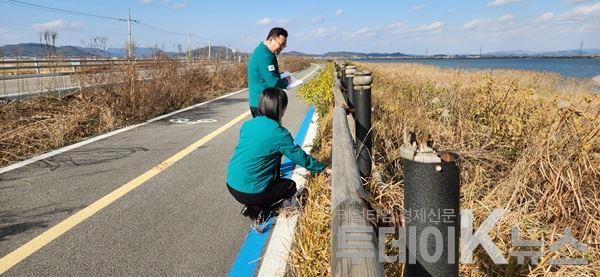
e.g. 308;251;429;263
345;65;356;108
340;64;347;89
353;71;373;178
400;131;460;276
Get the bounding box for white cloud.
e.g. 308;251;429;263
349;27;377;38
344;20;444;40
410;4;425;12
535;12;555;22
556;2;600;23
463;14;516;30
463;18;493;30
498;14;515;22
311;16;325;24
31;20;84;32
256;17;272;26
0;28;7;34
487;0;527;7
386;22;409;34
140;0;152;4
296;26;338;40
567;2;600;16
336;9;343;16
415;21;444;33
256;17;288;26
173;2;188;9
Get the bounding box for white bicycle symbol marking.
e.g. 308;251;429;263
169;118;218;124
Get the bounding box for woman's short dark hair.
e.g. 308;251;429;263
266;27;288;39
258;87;288;121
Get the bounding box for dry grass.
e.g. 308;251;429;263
289;63;334;277
289;109;333;277
279;56;313;74
361;62;600;276
0;55;251;167
287;61;599;276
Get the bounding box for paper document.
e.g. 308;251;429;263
280;71;303;89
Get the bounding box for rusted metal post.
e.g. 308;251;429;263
340;63;347;90
353;71;373;178
400;130;460;276
345;65;356;108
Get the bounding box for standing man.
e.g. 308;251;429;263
247;27;291;117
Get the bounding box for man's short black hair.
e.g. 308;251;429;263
266;27;288;40
258;87;288;121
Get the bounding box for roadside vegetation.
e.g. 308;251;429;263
289;63;334;277
364;62;599;276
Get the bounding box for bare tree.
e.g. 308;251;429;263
83;36;108;58
39;30;58;58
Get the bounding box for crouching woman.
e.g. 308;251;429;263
226;87;327;217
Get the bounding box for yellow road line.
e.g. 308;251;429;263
0;111;250;274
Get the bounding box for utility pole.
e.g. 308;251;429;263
187;32;192;60
208;41;211;60
128;9;133;59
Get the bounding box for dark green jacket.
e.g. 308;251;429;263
226;116;325;194
247;42;289;108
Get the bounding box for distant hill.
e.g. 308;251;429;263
484;49;600;57
281;51;319;57
322;51;411;58
0;43;247;59
537;49;600;57
2;43;599;59
0;43;99;57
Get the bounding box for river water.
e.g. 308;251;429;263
366;58;600;79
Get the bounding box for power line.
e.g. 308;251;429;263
0;0;207;39
135;21;189;37
0;0;128;22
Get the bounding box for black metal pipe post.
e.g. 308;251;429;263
340;64;347;90
345;65;356;108
353;71;373;178
401;142;460;277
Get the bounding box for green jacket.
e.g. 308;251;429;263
227;116;325;194
247;42;289;108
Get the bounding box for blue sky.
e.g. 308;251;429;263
0;0;599;54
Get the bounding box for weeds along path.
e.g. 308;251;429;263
290;63;334;276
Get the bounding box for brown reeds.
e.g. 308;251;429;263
288;61;599;276
363;62;599;276
279;56;313;74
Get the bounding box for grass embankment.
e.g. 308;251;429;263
362;63;599;276
0;55;312;167
288;63;334;277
